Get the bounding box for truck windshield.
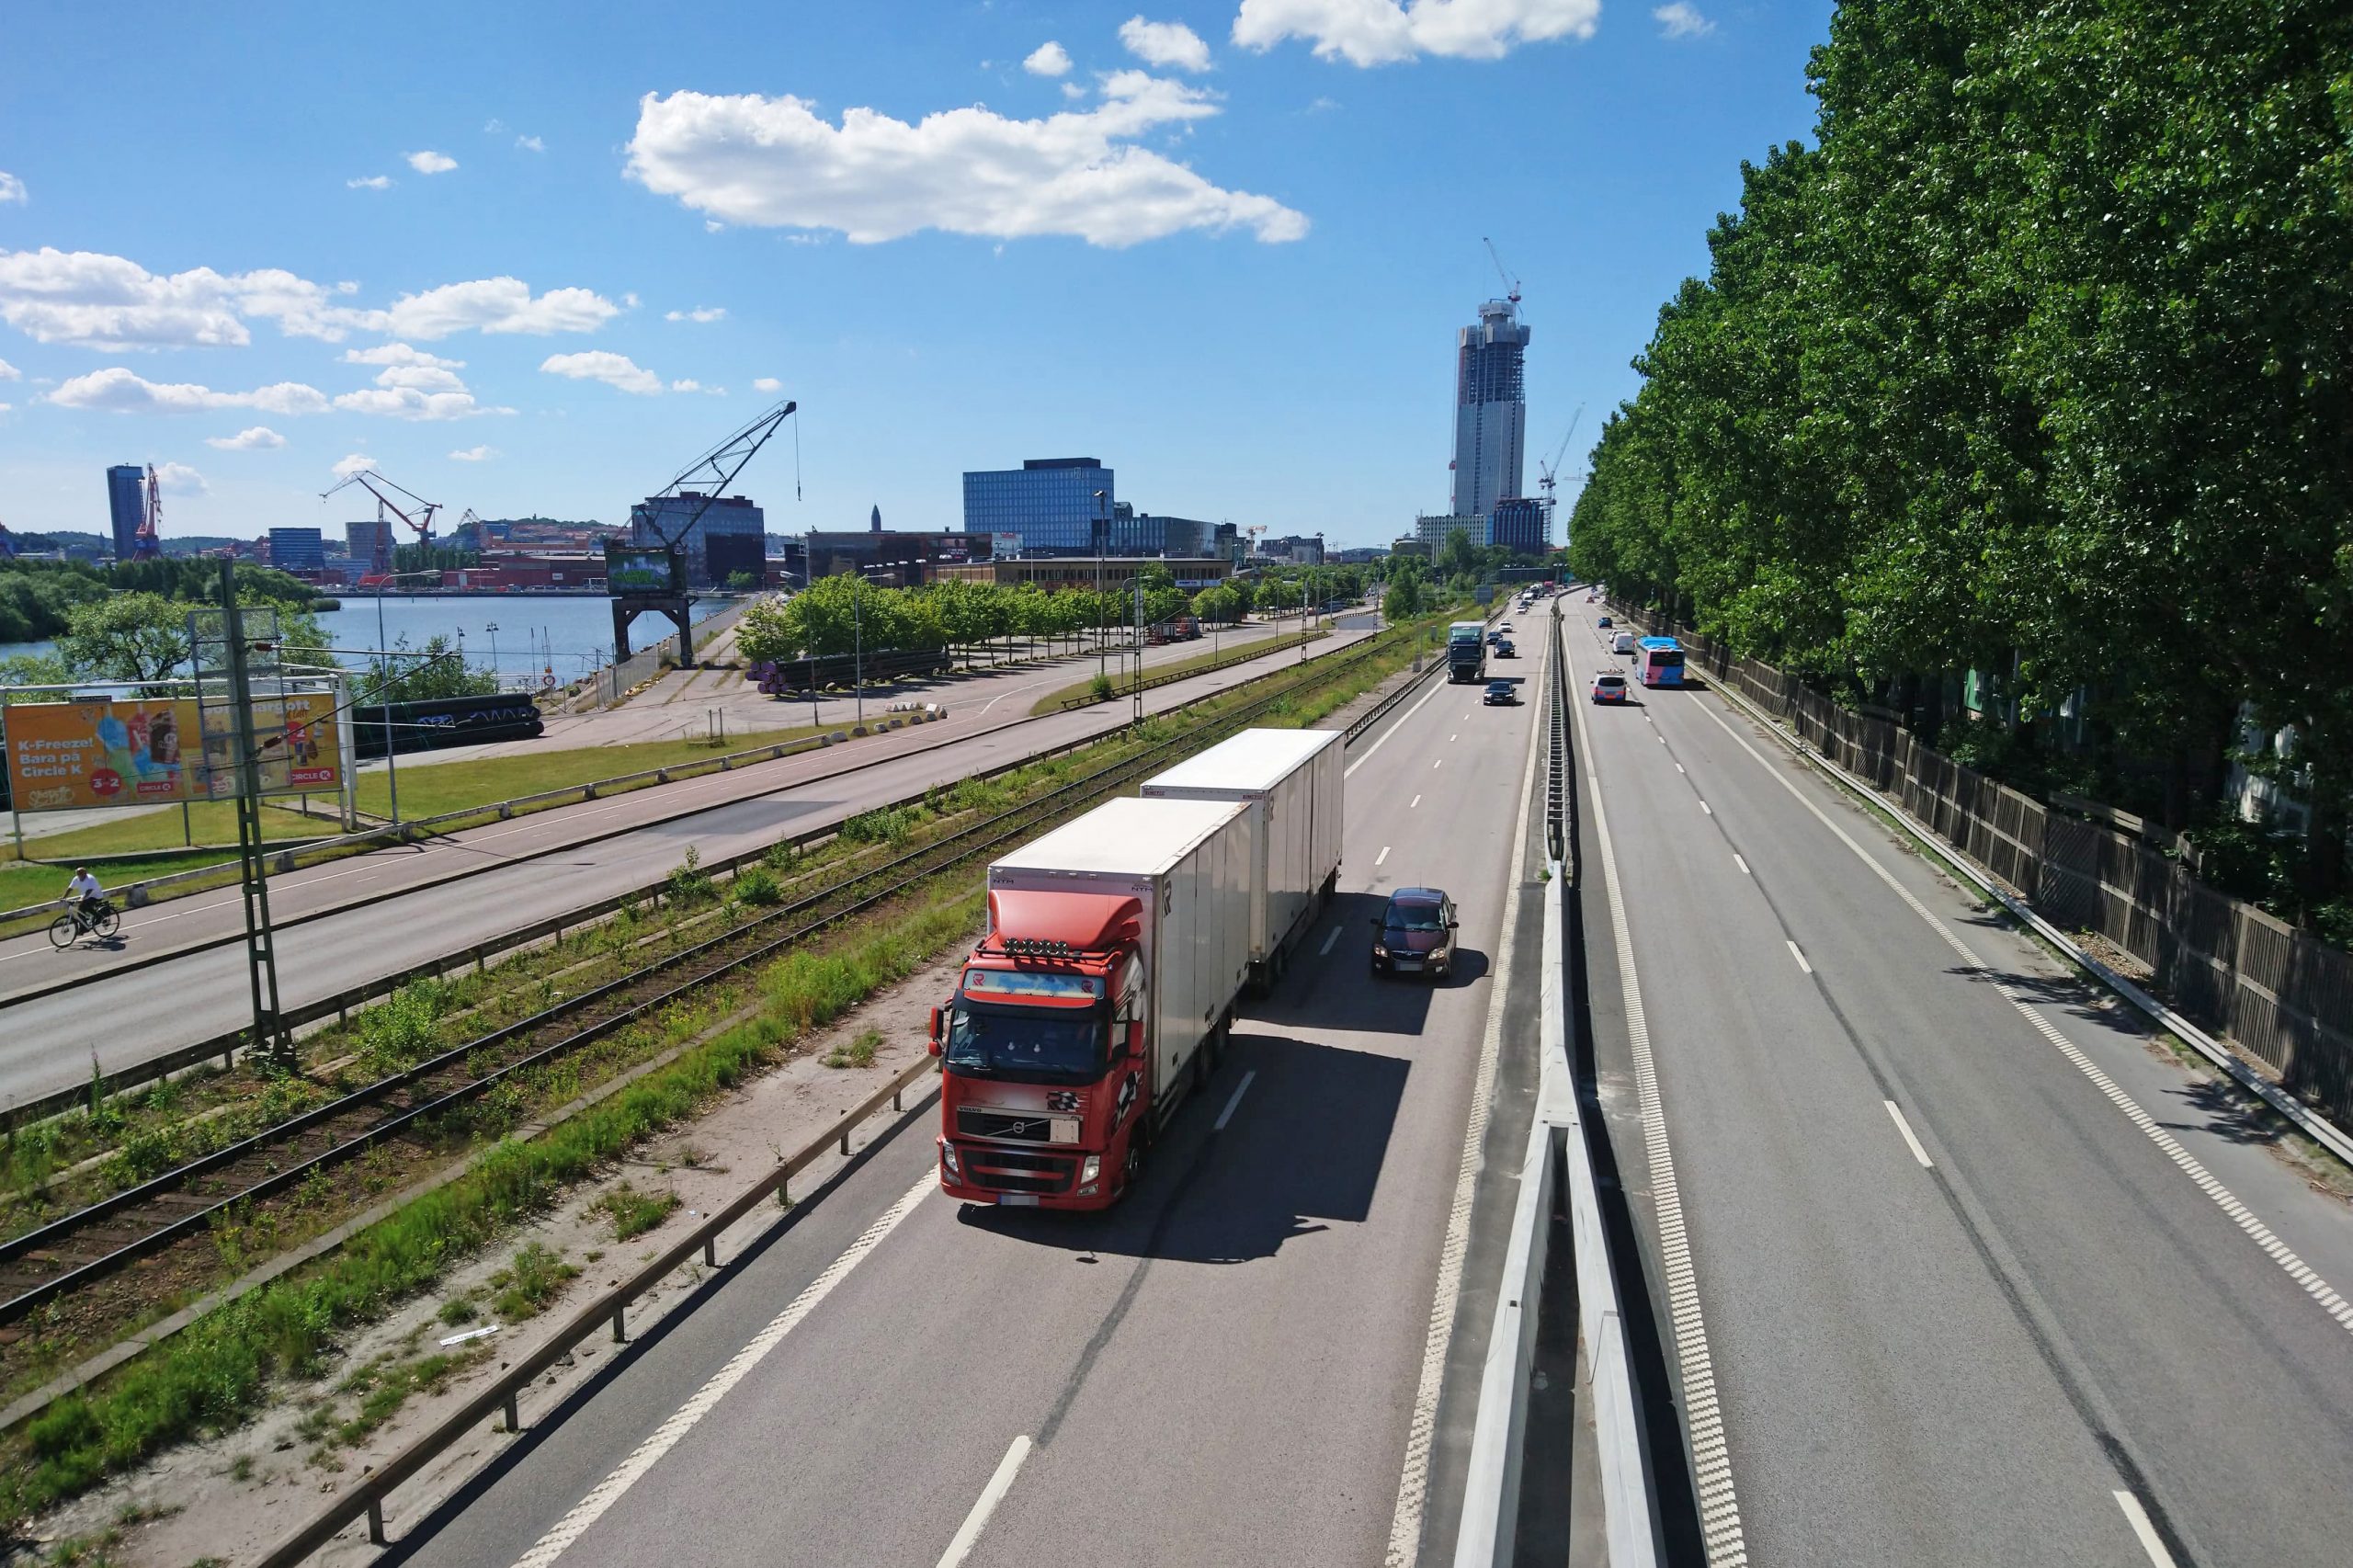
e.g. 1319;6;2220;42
944;999;1107;1081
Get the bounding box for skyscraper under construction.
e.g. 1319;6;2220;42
1450;299;1529;521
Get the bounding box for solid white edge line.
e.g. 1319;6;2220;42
1348;665;1451;778
1687;692;2353;1342
1883;1100;1934;1168
1321;926;1344;958
1569;626;1751;1567
2113;1490;2178;1567
1786;940;1811;974
1377;845;1392;868
936;1436;1033;1568
507;1171;937;1568
1383;610;1547;1568
1214;1070;1258;1131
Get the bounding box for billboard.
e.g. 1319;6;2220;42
606;543;679;597
3;694;342;813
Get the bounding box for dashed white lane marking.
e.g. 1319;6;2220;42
1786;940;1811;974
1214;1070;1258;1131
1676;763;1686;774
1733;854;1750;876
1347;670;1449;778
1384;614;1546;1568
1375;845;1392;868
1884;1101;1934;1168
937;1436;1032;1568
1449;733;1459;743
1692;697;2353;1343
1699;801;1712;816
1570;651;1749;1565
508;1171;935;1568
1432;757;1443;769
1410;793;1422;809
1320;926;1343;957
2114;1490;2177;1566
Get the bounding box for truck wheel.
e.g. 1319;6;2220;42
1122;1125;1148;1192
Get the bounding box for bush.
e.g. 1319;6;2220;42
823;1028;883;1070
1087;672;1115;703
732;866;783;906
667;845;716;904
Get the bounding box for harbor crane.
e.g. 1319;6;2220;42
1482;236;1522;308
616;397;799;663
320;467;441;575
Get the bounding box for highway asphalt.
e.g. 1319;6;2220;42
0;621;1384;1108
359;626;1550;1568
1563;597;2353;1567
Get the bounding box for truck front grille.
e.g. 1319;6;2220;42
958;1108;1057;1143
961;1146;1076;1195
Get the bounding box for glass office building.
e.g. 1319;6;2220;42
961;458;1114;553
107;465;145;559
268;527;325;573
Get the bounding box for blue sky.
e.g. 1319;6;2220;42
0;1;1833;548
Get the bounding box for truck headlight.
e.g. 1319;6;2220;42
1080;1154;1101;1184
938;1139;962;1179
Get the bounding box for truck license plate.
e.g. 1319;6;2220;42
997;1194;1040;1207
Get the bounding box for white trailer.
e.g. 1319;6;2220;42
1142;727;1345;994
983;795;1256;1129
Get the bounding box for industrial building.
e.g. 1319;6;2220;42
930;556;1233;591
106;465;145;560
629;491;765;588
961;458;1114;553
1451;299;1529;521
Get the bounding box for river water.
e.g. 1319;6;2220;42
1;594;738;691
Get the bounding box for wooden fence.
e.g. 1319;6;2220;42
1620;608;2353;1125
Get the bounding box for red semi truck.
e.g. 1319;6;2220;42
930;729;1346;1209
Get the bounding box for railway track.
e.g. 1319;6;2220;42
0;627;1431;1329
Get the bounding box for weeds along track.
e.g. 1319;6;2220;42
0;632;1412;1334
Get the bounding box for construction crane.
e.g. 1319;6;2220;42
1482;236;1522;308
1537;405;1586;522
631;398;799;553
449;507;483;552
320;467;440;575
132;463;165;560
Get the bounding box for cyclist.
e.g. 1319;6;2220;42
63;866;105;928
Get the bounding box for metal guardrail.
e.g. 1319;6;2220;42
1455;587;1662;1568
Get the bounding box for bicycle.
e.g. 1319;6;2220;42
48;899;120;949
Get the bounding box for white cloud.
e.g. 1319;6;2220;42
378;278;620;339
1062;82;1088;99
332;453;378;480
0;172;24;204
48;368;332;415
406;150;459;175
626;74;1307;246
517;134;545;152
1024;40;1074;76
152;461;209;495
0;357;17;380
340;342;462;369
752;376;782;392
541;350;664;395
347;175;394;191
665;306;727;323
670;378;703;392
484;119;507;134
0;248;618;349
1232;0;1599;65
1653;2;1713;37
1120;17;1213;71
449;444;499;461
206;426;286;450
1307;95;1340;111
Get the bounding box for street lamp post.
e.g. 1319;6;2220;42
484;621;500;692
372;570;438;828
1093;490;1108;679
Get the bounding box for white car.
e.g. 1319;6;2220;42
1613;631;1636;654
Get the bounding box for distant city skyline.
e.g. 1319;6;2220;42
0;3;1836;548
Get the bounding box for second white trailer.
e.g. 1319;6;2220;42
1142;727;1345;993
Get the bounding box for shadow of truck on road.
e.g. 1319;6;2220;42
961;1032;1409;1266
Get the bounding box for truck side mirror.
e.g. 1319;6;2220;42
927;1005;944;1056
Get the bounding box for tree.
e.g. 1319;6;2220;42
57;593;199;685
1438;527;1479;580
